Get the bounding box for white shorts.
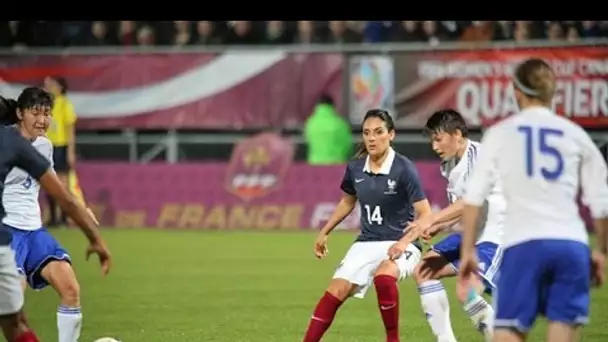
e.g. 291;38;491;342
333;241;422;299
0;246;23;315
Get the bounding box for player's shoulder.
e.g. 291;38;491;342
346;157;366;172
33;136;52;148
392;151;418;175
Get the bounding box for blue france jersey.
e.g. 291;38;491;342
341;148;427;242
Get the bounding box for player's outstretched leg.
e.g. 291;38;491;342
302;278;353;342
374;261;402;342
414;251;458;342
40;261;82;342
455;278;494;342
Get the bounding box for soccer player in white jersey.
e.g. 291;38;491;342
390;109;504;342
459;58;608;342
2;88;109;342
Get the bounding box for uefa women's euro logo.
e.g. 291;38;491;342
349;56;395;122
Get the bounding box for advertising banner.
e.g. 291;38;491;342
72;161;448;230
0;51;344;129
348;55;395;123
380;46;608;128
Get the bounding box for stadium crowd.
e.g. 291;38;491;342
0;21;606;48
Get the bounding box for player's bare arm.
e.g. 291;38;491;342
39;170;112;275
314;192;357;258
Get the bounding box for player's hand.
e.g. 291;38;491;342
387;241;408;260
421;224;442;243
86;207;99;226
591;250;605;287
86;239;112;276
406;215;435;236
457;252;479;298
314;233;329;259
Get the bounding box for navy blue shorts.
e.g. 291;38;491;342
494;239;590;333
432;233;502;293
7;226;71;290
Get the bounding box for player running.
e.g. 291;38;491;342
389;109;504;342
0;88;111;342
459;58;608;342
302;109;433;342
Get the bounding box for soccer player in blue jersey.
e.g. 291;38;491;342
302;109;433;342
459;58;608;342
0;90;111;342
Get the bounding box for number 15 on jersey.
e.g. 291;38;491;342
518;125;564;181
364;205;383;225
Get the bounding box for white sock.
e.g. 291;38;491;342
57;305;82;342
462;289;494;342
418;280;458;342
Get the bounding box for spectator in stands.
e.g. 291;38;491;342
137;25;155;46
225;21;258;44
438;21;465;40
461;21;494;42
325;21;361;44
421;21;447;46
44;77;77;228
494;21;514;41
0;21;31;47
304;94;353;165
264;21;290;44
87;21;116;46
294;21;321;44
389;21;422;42
195;21;223;45
118;20;137;46
580;21;601;38
546;22;564;41
514;21;530;43
362;21;389;43
173;21;193;46
566;25;581;42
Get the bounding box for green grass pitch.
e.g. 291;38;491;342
23;229;608;341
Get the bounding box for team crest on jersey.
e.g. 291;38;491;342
224;133;294;201
384;179;397;195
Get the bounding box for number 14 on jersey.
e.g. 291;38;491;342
364;205;383;225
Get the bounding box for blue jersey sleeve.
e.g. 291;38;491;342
340;164;356;195
11;129;51;180
401;159;426;203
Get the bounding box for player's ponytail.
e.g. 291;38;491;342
354;143;367;159
0;96;19;125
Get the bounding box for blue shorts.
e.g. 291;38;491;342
494;239;590;333
7;226;71;290
432;233;502;294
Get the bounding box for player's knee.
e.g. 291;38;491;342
42;261;80;306
326;278;354;301
413;262;431;284
374;260;399;279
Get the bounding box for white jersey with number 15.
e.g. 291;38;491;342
464;106;608;249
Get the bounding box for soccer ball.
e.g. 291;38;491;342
93;338;121;342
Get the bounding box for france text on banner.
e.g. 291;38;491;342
388;46;608;128
0;52;344;129
46;162;450;230
348;55;395;123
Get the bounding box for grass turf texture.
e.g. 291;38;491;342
24;229;608;342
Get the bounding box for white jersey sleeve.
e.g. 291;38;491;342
2;136;53;230
463;129;502;207
579;133;608;219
